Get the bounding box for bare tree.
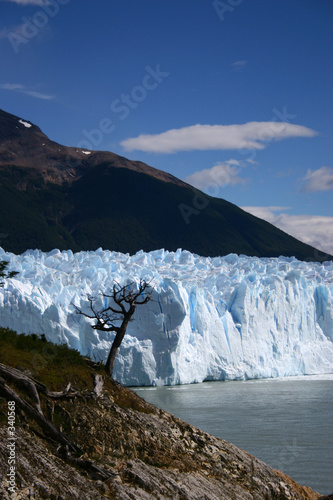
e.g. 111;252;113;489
73;280;153;378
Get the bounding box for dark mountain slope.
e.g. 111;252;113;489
65;163;320;259
0;108;328;261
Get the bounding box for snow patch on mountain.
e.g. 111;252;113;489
18;119;32;128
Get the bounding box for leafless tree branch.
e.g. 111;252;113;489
72;280;153;378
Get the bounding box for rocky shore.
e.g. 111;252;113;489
0;367;326;499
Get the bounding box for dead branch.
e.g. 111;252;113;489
0;362;43;415
0;362;92;401
0;363;113;482
72;279;153;378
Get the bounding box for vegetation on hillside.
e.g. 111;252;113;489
0;328;148;411
0;327;323;499
0;260;18;287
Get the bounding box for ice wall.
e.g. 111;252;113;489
0;247;332;386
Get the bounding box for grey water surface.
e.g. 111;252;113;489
134;376;333;495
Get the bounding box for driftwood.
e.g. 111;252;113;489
0;376;82;453
0;362;113;481
0;362;103;400
0;362;44;415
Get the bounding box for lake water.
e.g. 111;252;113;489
134;375;333;496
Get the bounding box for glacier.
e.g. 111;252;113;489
0;246;332;386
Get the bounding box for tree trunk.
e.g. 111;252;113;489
105;306;135;378
105;327;126;378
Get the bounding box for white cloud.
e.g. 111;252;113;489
22;89;54;100
231;60;248;71
184;159;248;192
0;0;51;5
241;206;291;221
0;83;54;100
241;206;333;257
300;166;333;193
0;83;24;90
121;122;318;154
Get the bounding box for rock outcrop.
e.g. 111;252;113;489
0;366;323;499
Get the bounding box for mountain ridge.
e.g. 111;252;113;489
0;108;330;261
0;108;187;187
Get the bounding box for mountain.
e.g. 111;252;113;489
0;108;328;260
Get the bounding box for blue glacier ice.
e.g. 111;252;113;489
0;247;332;386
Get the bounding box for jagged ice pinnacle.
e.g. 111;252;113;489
0;247;332;386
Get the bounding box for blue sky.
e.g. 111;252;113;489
1;0;332;255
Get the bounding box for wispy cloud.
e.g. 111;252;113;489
246;158;259;165
0;0;51;5
0;83;54;100
0;83;23;90
184;159;248;192
121;122;318;154
300;166;333;193
241;206;333;256
0;25;27;40
22;89;54;100
231;60;248;71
